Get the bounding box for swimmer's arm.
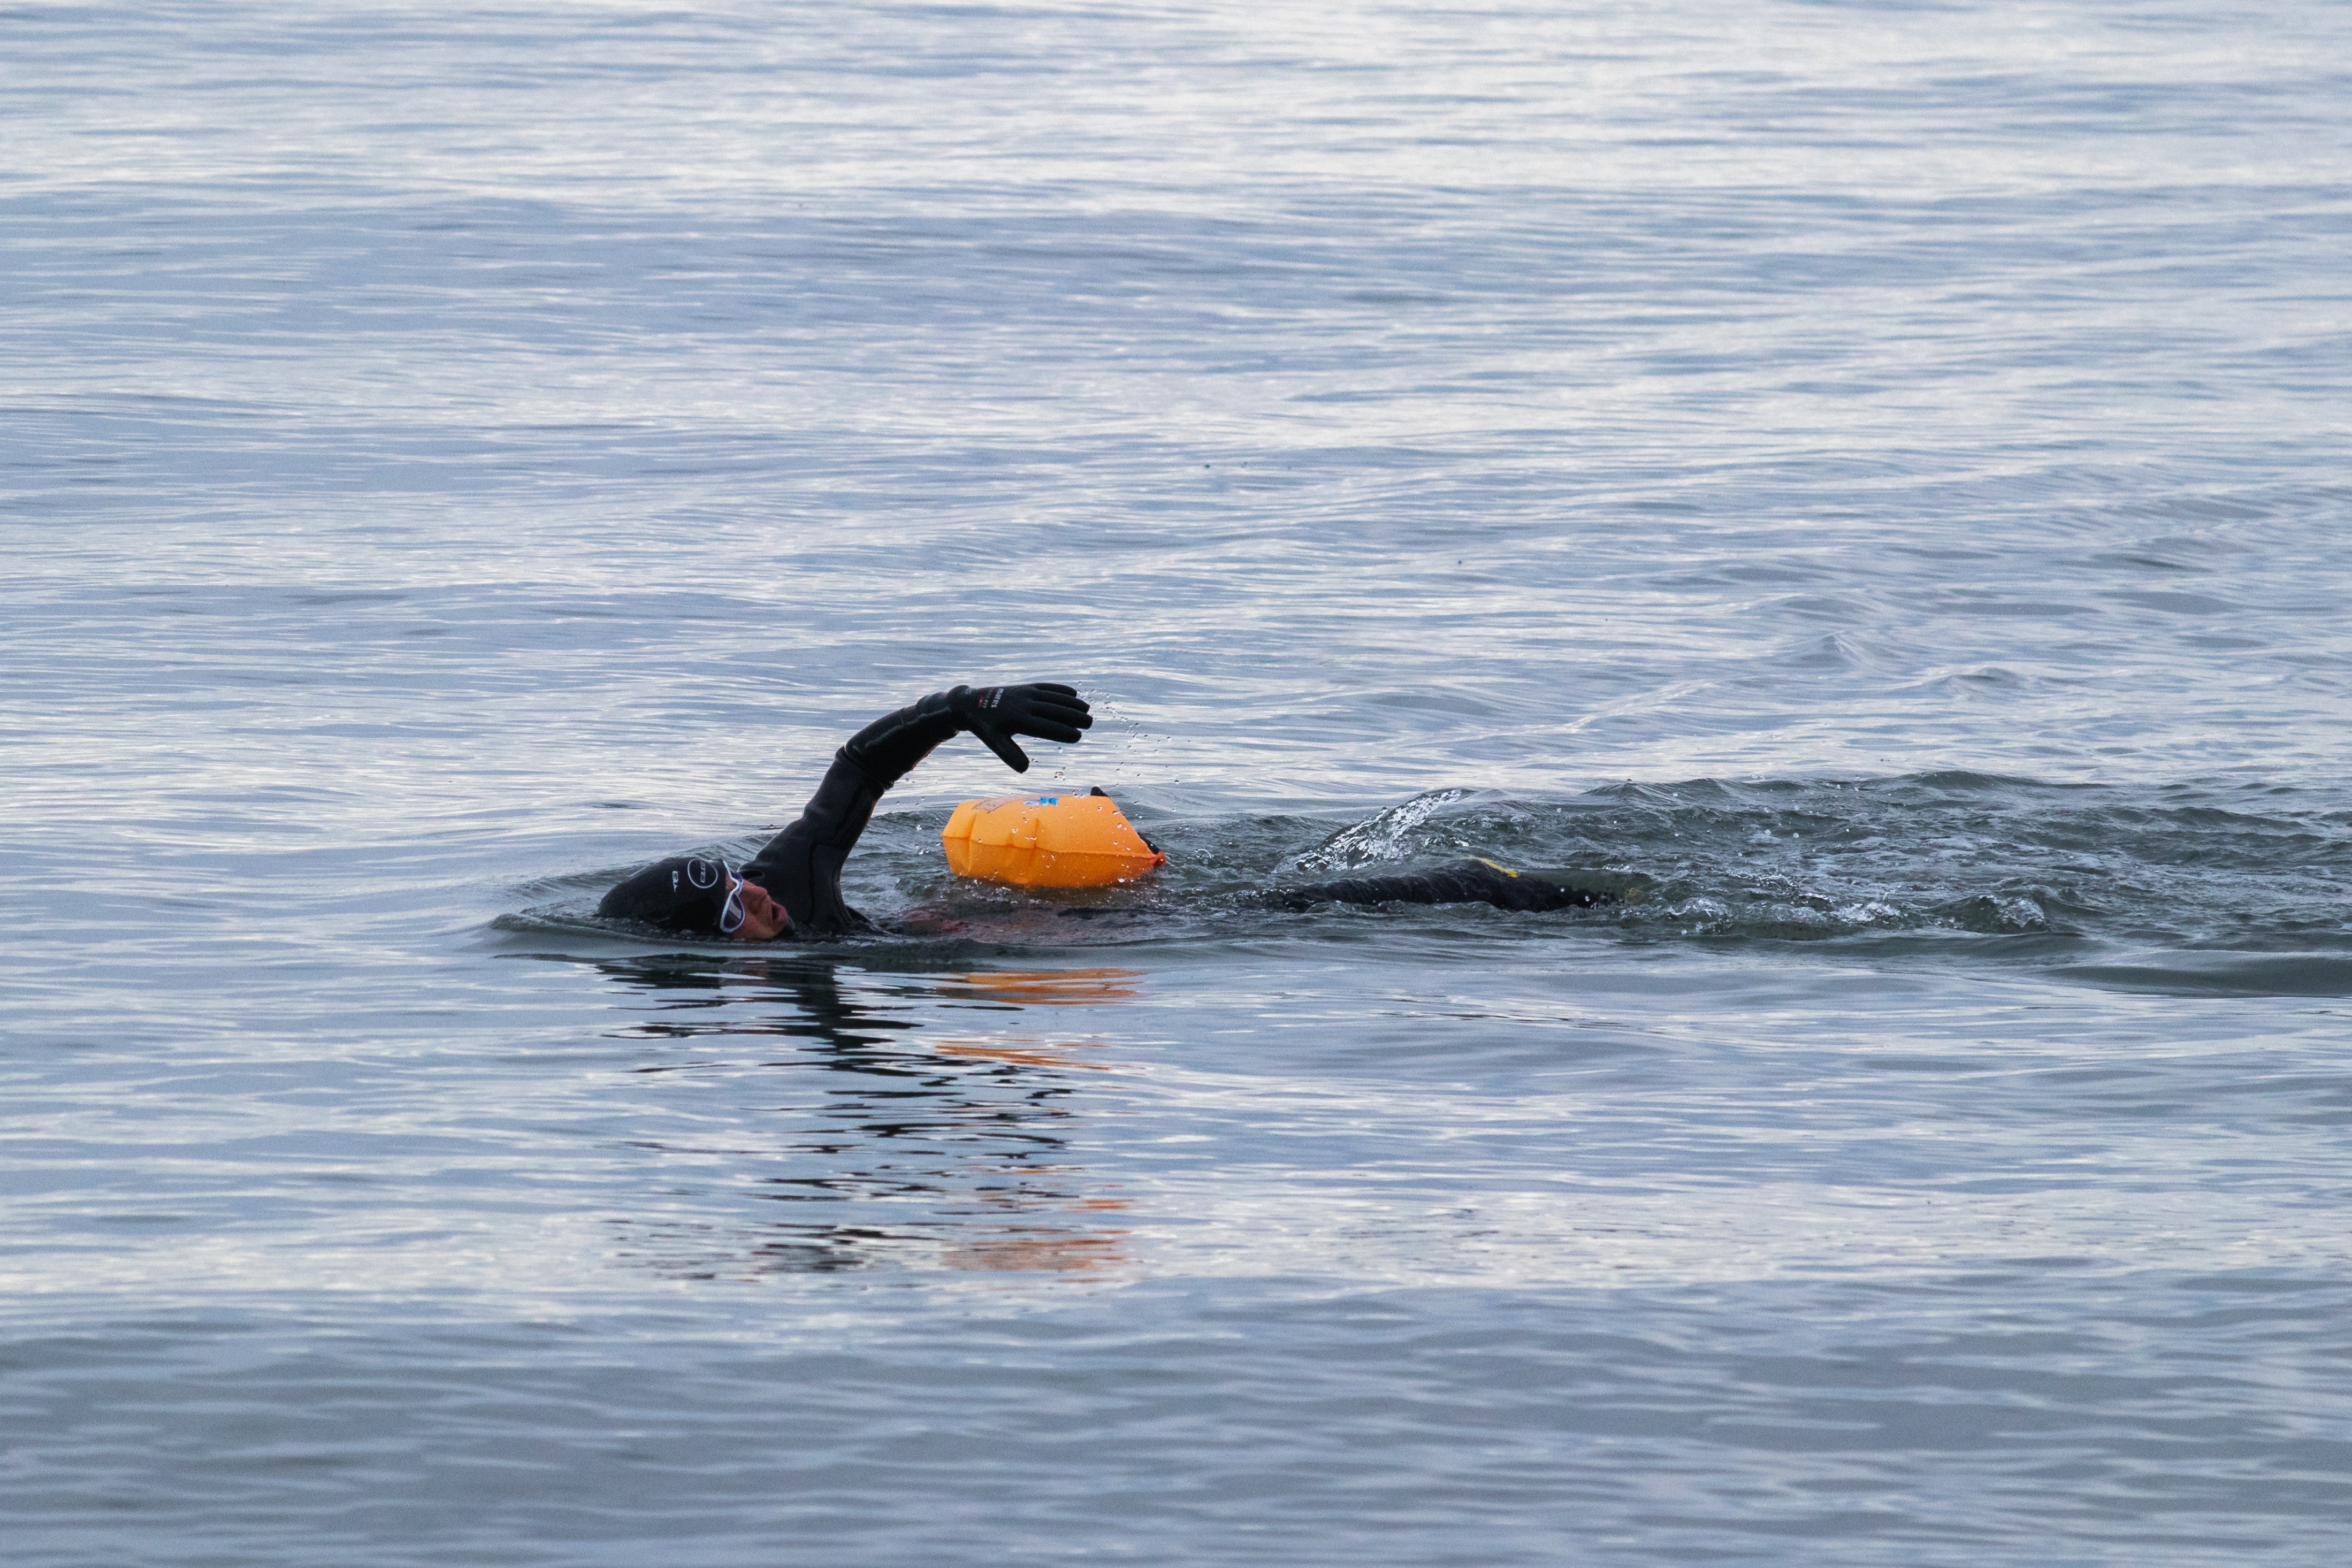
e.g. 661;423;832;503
740;684;1091;934
828;681;1096;794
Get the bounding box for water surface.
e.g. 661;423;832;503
4;2;2350;1562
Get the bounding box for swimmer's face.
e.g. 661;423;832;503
728;876;792;942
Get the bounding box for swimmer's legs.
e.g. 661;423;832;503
1271;858;1650;913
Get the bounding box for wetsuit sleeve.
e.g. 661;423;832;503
1268;859;1643;913
739;690;966;937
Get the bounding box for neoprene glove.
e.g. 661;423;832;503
948;683;1094;773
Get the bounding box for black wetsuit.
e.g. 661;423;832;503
1270;859;1644;913
736;691;1646;937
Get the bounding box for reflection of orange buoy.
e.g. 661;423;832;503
941;788;1167;888
937;968;1143;1005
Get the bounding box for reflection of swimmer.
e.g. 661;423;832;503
594;683;1647;941
598;954;1131;1277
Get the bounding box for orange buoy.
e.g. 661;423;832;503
941;787;1167;888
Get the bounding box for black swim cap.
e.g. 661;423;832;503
597;856;732;933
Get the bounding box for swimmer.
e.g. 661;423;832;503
596;683;1646;940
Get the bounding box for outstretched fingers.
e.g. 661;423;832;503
977;728;1033;772
1006;682;1094;740
1026;698;1093;728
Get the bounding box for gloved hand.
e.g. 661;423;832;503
948;683;1094;773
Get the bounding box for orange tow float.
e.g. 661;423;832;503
941;787;1166;888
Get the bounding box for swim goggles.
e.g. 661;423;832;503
717;871;747;935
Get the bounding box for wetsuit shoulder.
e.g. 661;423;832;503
738;692;965;937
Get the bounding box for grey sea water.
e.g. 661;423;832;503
5;1;2351;1562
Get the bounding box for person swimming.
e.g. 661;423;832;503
595;682;1645;939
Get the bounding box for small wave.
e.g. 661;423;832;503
2059;953;2352;997
1285;787;1485;873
